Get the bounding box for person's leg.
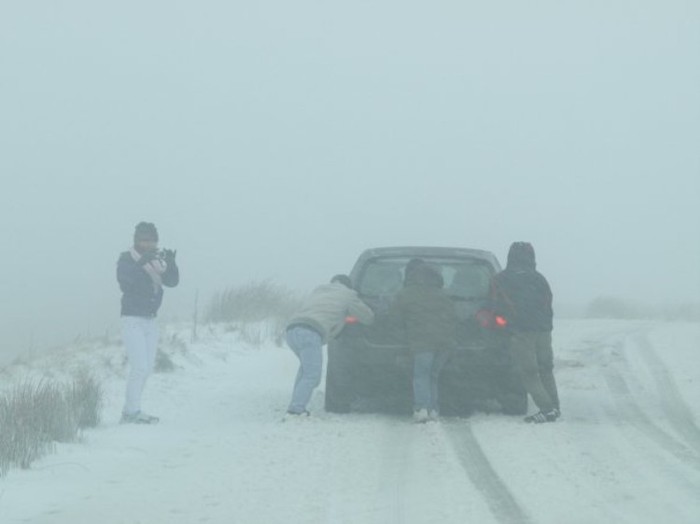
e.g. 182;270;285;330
286;327;323;414
122;317;150;415
139;318;159;416
413;351;434;412
535;331;559;411
429;350;451;414
285;333;305;404
510;332;555;414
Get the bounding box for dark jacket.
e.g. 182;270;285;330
490;245;553;332
117;251;179;317
390;264;458;354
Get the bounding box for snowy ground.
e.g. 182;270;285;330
1;319;699;524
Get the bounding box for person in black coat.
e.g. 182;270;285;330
116;222;179;424
491;242;560;423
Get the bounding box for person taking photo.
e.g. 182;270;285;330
116;222;179;424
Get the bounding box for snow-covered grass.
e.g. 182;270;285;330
0;319;699;523
0;374;102;474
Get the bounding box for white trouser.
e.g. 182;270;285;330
121;316;159;415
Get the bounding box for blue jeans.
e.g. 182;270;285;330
286;326;324;414
413;351;450;412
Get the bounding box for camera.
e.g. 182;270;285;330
156;248;176;261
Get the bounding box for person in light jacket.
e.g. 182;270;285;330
116;222;179;424
284;274;374;417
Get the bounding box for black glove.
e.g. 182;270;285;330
138;250;158;265
162;249;177;264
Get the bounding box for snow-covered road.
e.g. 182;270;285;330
1;319;699;523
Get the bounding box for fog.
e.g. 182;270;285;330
1;2;698;359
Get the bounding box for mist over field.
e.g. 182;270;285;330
1;2;698;363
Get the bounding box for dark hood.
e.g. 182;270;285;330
506;242;536;271
405;263;444;288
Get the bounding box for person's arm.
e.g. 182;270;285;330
542;275;553;305
538;273;553;315
488;275;500;310
489;273;513;316
347;295;375;325
161;250;180;287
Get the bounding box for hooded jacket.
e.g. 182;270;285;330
490;243;553;332
390;264;458;354
286;282;375;344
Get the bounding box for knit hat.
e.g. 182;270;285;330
408;262;444;288
330;274;353;289
403;258;425;285
134;222;159;242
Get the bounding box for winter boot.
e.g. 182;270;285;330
283;410;311;421
120;411;160;424
413;408;429;423
524;409;558;424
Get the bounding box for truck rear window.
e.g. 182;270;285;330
357;257;494;300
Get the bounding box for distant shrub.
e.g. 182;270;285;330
206;280;302;343
653;302;700;322
585;296;644;319
586;296;700;321
0;374;103;476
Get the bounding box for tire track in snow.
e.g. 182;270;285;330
632;333;700;455
375;417;412;524
603;369;700;472
570;397;700;521
583;326;700;471
442;421;532;524
581;328;700;503
322;415;411;524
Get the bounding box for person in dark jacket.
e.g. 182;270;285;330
116;222;179;424
390;261;458;423
491;242;560;423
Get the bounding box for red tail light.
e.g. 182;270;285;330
345;315;359;324
476;310;507;329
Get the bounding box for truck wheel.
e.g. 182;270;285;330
325;346;352;413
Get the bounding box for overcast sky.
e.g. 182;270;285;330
1;1;698;356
